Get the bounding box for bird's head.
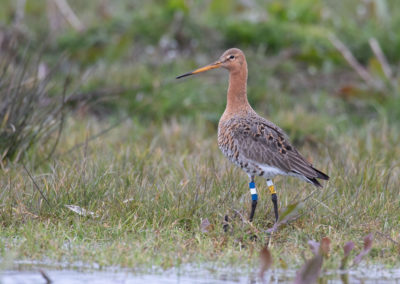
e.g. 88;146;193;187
176;48;246;79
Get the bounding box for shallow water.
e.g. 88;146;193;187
3;270;248;284
1;261;400;284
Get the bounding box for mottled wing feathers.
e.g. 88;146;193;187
224;114;329;185
234;121;291;172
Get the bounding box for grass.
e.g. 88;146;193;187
0;48;67;163
1;105;399;270
1;0;400;275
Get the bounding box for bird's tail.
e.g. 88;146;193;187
314;168;329;180
307;168;329;188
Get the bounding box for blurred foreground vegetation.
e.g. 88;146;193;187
0;0;399;271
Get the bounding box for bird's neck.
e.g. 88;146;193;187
226;67;250;114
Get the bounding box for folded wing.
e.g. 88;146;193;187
230;115;329;186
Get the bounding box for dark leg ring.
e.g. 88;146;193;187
271;193;278;222
249;179;258;222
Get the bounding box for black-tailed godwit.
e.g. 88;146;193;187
177;48;329;223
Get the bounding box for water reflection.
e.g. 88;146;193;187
1;263;400;284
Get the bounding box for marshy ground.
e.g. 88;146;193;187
0;0;400;282
1;116;399;270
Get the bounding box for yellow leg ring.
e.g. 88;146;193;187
268;185;276;194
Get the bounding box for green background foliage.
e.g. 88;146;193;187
0;0;399;273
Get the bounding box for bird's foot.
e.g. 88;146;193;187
223;215;230;232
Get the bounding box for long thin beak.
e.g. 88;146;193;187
176;61;222;79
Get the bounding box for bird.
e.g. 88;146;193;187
176;48;329;223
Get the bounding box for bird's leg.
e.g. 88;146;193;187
249;176;258;222
267;179;279;222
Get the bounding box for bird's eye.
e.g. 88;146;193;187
229;55;235;60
